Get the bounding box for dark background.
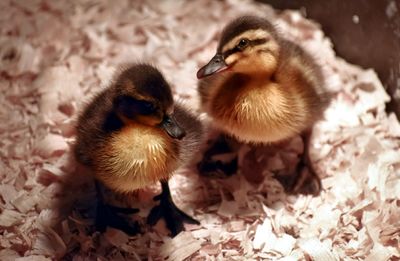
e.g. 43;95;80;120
260;0;400;118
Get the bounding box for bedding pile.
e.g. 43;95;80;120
0;0;399;260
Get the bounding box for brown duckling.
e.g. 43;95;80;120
197;15;330;195
74;63;204;236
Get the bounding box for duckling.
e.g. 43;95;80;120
197;16;330;195
74;63;203;236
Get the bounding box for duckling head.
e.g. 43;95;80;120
197;16;280;78
113;64;186;140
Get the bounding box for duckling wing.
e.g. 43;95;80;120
74;89;116;166
277;39;332;120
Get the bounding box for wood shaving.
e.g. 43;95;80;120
0;209;25;227
1;0;399;260
160;232;203;261
298;238;338;261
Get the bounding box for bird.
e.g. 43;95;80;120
74;63;204;236
196;15;330;195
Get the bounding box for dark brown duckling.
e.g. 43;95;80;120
74;63;204;236
197;15;330;195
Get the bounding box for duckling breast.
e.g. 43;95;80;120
208;80;311;144
94;125;179;193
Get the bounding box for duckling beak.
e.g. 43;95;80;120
159;115;186;140
197;54;228;79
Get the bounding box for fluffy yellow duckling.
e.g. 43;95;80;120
75;64;204;236
197;16;330;194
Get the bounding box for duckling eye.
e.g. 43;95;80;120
139;100;156;114
237;38;249;50
114;96;157;117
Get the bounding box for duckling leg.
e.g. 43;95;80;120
279;131;322;196
147;181;199;237
95;181;140;235
197;135;239;178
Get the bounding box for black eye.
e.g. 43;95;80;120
237;38;249;50
139;100;156;114
114;96;157;118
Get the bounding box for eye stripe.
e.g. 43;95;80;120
220;28;273;53
223;38;268;57
252;38;268;45
224;47;238;57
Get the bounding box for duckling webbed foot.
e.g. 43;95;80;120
95;201;140;235
276;157;321;196
147;181;199;237
95;182;140;235
197;135;238;178
292;159;321;196
276;131;322;196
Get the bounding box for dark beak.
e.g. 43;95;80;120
159;115;186;140
197;54;228;79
